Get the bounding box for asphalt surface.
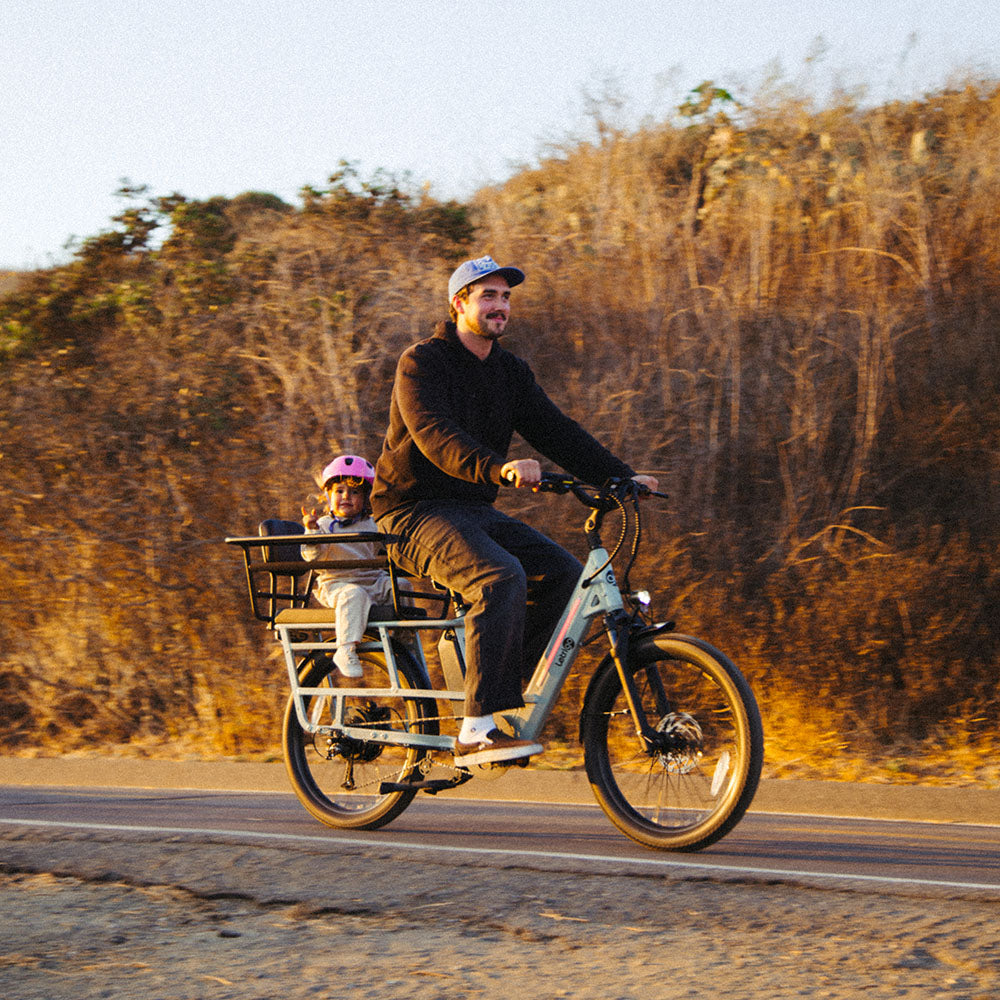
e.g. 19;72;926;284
3;755;999;825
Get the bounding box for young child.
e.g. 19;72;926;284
300;454;393;678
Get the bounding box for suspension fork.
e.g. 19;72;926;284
604;610;662;748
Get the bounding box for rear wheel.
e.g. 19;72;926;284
581;633;763;851
282;643;436;830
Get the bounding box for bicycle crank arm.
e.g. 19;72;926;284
378;774;473;795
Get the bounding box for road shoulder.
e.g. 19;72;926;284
3;755;999;824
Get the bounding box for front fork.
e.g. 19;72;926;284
604;610;670;751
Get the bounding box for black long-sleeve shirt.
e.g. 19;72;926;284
371;322;634;519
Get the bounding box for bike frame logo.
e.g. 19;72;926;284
552;636;576;670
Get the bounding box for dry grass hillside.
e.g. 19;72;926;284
2;85;998;784
0;271;25;296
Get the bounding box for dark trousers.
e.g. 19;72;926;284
376;501;582;716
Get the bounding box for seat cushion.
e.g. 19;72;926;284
274;604;427;627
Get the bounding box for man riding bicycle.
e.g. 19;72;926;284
372;255;657;766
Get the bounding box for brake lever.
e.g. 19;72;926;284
604;477;639;502
624;479;669;501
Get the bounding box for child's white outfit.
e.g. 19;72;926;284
300;515;393;676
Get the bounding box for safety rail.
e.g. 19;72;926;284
224;529;450;626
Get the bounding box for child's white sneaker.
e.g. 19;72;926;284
333;645;363;678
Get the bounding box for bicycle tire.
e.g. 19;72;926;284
282;641;437;830
581;632;763;851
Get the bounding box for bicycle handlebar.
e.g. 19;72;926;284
531;473;667;508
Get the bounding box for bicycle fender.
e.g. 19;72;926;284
578;652;619;744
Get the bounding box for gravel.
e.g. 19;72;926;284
3;824;999;999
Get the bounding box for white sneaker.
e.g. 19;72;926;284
333;646;363;678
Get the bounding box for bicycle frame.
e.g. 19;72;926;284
250;538;627;753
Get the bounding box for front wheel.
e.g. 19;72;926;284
282;642;437;830
581;633;763;851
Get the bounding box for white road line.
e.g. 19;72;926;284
4;816;998;894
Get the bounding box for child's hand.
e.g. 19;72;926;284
301;505;322;531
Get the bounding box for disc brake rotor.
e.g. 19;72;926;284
652;711;704;774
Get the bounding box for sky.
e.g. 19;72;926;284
2;0;999;270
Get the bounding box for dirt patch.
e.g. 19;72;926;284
2;826;999;999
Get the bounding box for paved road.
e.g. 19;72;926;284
3;760;999;895
5;755;1000;823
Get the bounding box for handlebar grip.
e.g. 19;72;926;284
533;473;577;494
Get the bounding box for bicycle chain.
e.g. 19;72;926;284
318;712;471;789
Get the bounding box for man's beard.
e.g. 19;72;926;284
470;313;507;339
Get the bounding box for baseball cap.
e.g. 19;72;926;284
448;255;525;300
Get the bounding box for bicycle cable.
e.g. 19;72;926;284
620;480;644;597
583;481;630;585
536;473;647;593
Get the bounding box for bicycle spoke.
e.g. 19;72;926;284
582;635;763;851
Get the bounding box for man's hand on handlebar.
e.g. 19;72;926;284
503;467;665;505
500;458;542;488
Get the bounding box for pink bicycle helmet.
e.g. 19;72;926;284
321;454;376;489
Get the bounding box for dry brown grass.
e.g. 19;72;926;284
0;270;26;296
